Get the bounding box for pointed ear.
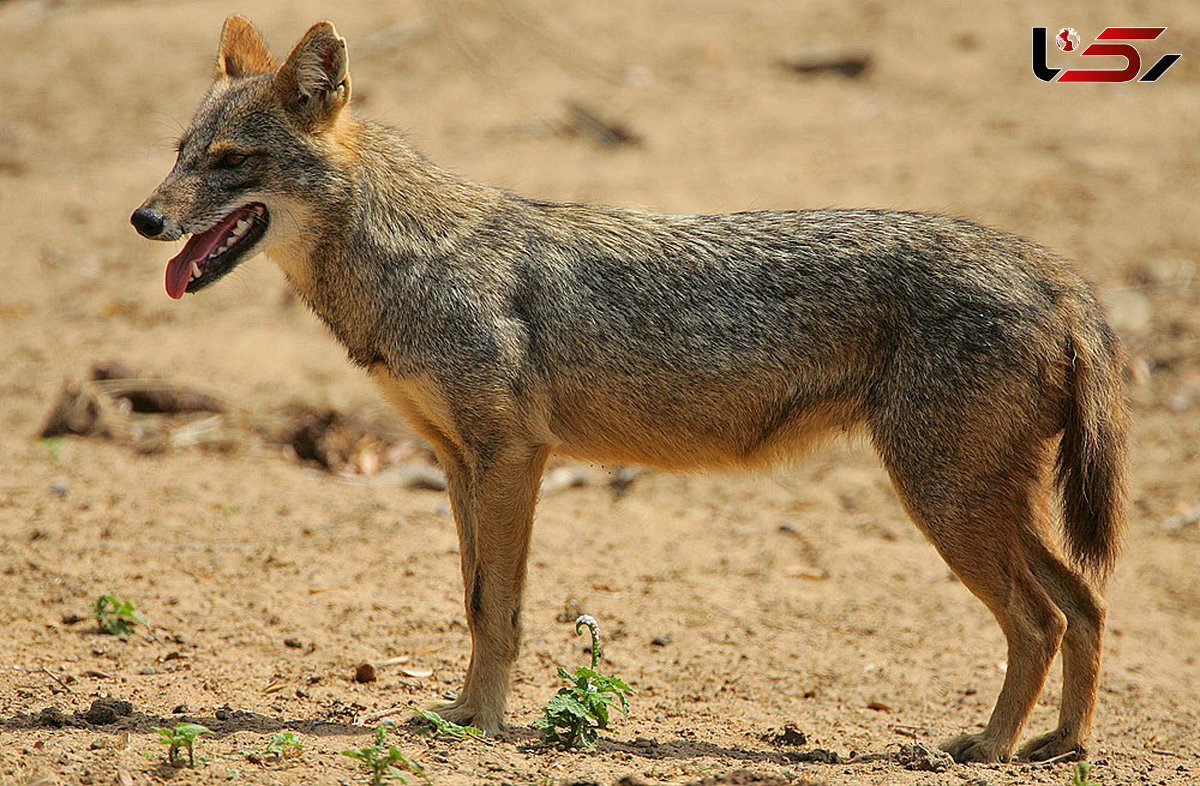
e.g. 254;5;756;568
216;15;276;78
274;21;351;130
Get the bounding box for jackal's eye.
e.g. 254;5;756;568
217;151;249;169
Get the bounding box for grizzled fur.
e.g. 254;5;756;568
134;17;1129;765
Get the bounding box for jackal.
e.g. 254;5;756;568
131;17;1128;763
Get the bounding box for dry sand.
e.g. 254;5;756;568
1;1;1198;783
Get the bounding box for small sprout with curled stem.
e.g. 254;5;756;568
535;614;634;750
576;614;603;670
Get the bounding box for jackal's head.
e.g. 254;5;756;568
131;17;352;299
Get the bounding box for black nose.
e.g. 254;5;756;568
131;207;165;238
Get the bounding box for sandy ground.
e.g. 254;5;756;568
2;0;1199;784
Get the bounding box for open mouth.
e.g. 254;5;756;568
165;203;269;299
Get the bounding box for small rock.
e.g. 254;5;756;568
762;723;807;747
1162;508;1200;536
555;598;583;623
561;100;640;148
1128;355;1152;386
542;465;589;494
138;666;156;675
786;747;842;764
400;666;433;679
781;47;872;78
82;698;132;725
1127;256;1194;286
378;461;447;491
284;637;303;648
650;635;671;647
35;707;67;728
354;662;378;683
894;742;953;772
1102;290;1152;338
172;704;190;714
608;466;639;499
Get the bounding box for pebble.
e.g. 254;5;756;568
82;698;132;725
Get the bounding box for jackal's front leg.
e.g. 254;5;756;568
434;442;550;732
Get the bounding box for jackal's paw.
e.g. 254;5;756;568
1017;729;1085;762
430;697;504;734
938;732;1011;763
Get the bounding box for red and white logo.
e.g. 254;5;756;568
1034;27;1181;83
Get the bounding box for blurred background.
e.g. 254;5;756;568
1;1;1197;783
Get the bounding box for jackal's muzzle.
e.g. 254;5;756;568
159;203;270;299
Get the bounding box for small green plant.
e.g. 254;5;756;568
247;731;305;763
92;594;146;639
37;437;64;462
342;723;429;785
409;703;488;743
1070;761;1098;786
154;722;211;767
536;614;634;750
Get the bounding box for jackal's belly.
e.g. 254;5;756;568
543;376;861;471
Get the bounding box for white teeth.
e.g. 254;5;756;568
191;262;202;279
218;216;252;252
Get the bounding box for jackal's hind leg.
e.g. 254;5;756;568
878;431;1065;763
1015;531;1105;762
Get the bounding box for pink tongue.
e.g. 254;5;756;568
164;208;251;299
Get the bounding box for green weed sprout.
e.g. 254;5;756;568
153;722;211;767
536;614;633;750
1071;761;1098;786
249;731;305;763
342;723;429;785
92;594;146;639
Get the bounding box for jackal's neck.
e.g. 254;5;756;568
349;121;506;257
268;119;507;370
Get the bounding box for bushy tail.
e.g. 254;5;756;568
1056;312;1129;580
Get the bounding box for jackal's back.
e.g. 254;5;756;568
381;200;1092;468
